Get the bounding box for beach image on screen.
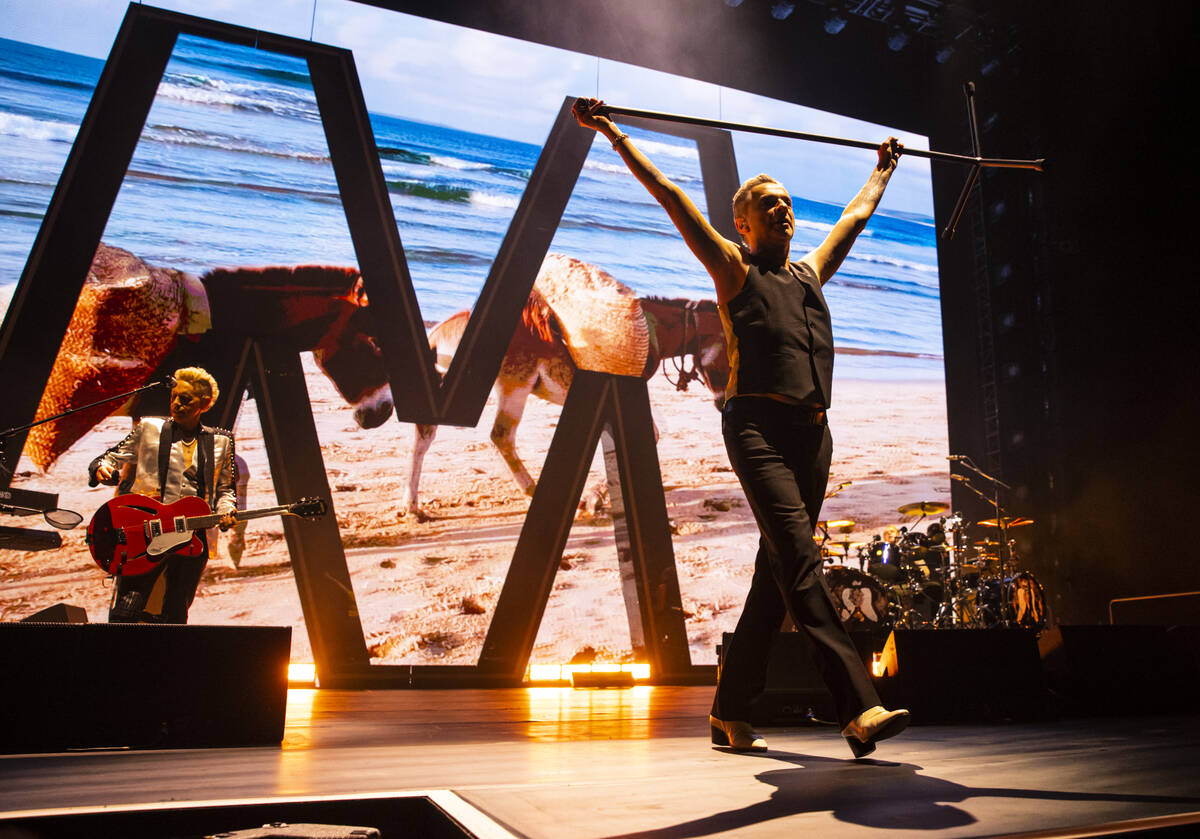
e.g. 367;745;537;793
0;0;948;668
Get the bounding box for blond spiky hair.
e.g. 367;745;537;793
173;367;219;405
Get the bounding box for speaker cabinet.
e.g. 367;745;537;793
1053;625;1200;715
873;629;1048;723
0;623;291;752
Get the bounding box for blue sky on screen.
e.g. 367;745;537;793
0;0;933;211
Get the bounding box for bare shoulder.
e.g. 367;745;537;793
712;243;752;304
797;252;828;286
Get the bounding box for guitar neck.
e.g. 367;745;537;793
184;504;294;531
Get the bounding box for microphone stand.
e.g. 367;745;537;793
0;377;175;528
0;376;175;447
949;455;1018;626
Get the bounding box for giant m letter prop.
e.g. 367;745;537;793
0;4;744;686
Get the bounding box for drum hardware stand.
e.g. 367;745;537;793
593;81;1044;240
949;455;1025;627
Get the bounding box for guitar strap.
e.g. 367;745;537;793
198;428;214;508
156;419;174;501
156;420;214;506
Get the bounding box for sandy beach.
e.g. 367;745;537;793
1;353;949;669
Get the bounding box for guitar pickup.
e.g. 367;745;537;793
145;520;162;540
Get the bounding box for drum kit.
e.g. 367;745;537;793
817;461;1047;634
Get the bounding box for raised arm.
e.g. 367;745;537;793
573;98;746;303
800;138;902;286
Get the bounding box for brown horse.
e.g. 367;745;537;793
25;243;392;470
404;287;729;519
195;263;392;428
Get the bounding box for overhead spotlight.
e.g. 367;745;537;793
824;14;847;34
935;46;954;64
770;2;795;20
886;26;909;51
981;58;1001;77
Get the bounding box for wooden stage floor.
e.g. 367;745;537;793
1;686;1198;838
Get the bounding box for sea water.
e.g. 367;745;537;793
0;34;943;382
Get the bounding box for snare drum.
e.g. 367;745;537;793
825;566;892;630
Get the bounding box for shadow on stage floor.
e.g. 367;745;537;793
1;686;1198;839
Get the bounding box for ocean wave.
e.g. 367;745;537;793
584;159;633;177
377;145;433;165
581;158;700;186
124;167;340;201
634;137;698;160
0;112;78;143
428;154;528;181
0;66;95;93
171;48;313;87
833;271;939;297
0;207;49;221
471;191;519;210
156;73;317;119
849;251;939;274
430;155;490;171
794;218;834;234
557;218;678;237
387;179;472;203
148;124;328;162
404;247;492;267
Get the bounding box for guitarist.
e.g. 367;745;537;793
88;367;238;624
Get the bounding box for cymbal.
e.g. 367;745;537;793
897;501;949;516
818;519;856;531
977;517;1034;528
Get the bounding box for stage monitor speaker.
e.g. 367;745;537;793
0;623;291;753
1054;625;1199;715
719;629;886;725
873;629;1048;723
19;602;88;623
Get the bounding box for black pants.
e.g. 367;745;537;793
713;397;879;728
109;549;207;625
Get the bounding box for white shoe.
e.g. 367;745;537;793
709;715;768;752
841;705;909;758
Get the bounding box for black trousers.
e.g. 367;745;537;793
109;544;207;625
713;397;880;728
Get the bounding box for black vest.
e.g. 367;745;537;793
720;260;834;407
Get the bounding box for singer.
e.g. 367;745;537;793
574;98;909;757
88;367;238;624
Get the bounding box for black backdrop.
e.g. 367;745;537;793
348;0;1197;623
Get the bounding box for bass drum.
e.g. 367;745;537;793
825;566;892;630
979;571;1048;631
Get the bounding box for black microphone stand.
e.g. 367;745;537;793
949;455;1017;626
0;377;175;528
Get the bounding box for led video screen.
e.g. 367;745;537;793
0;0;947;668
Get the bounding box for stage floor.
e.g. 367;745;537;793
1;687;1198;838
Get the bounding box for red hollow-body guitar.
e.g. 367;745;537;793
86;493;327;576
